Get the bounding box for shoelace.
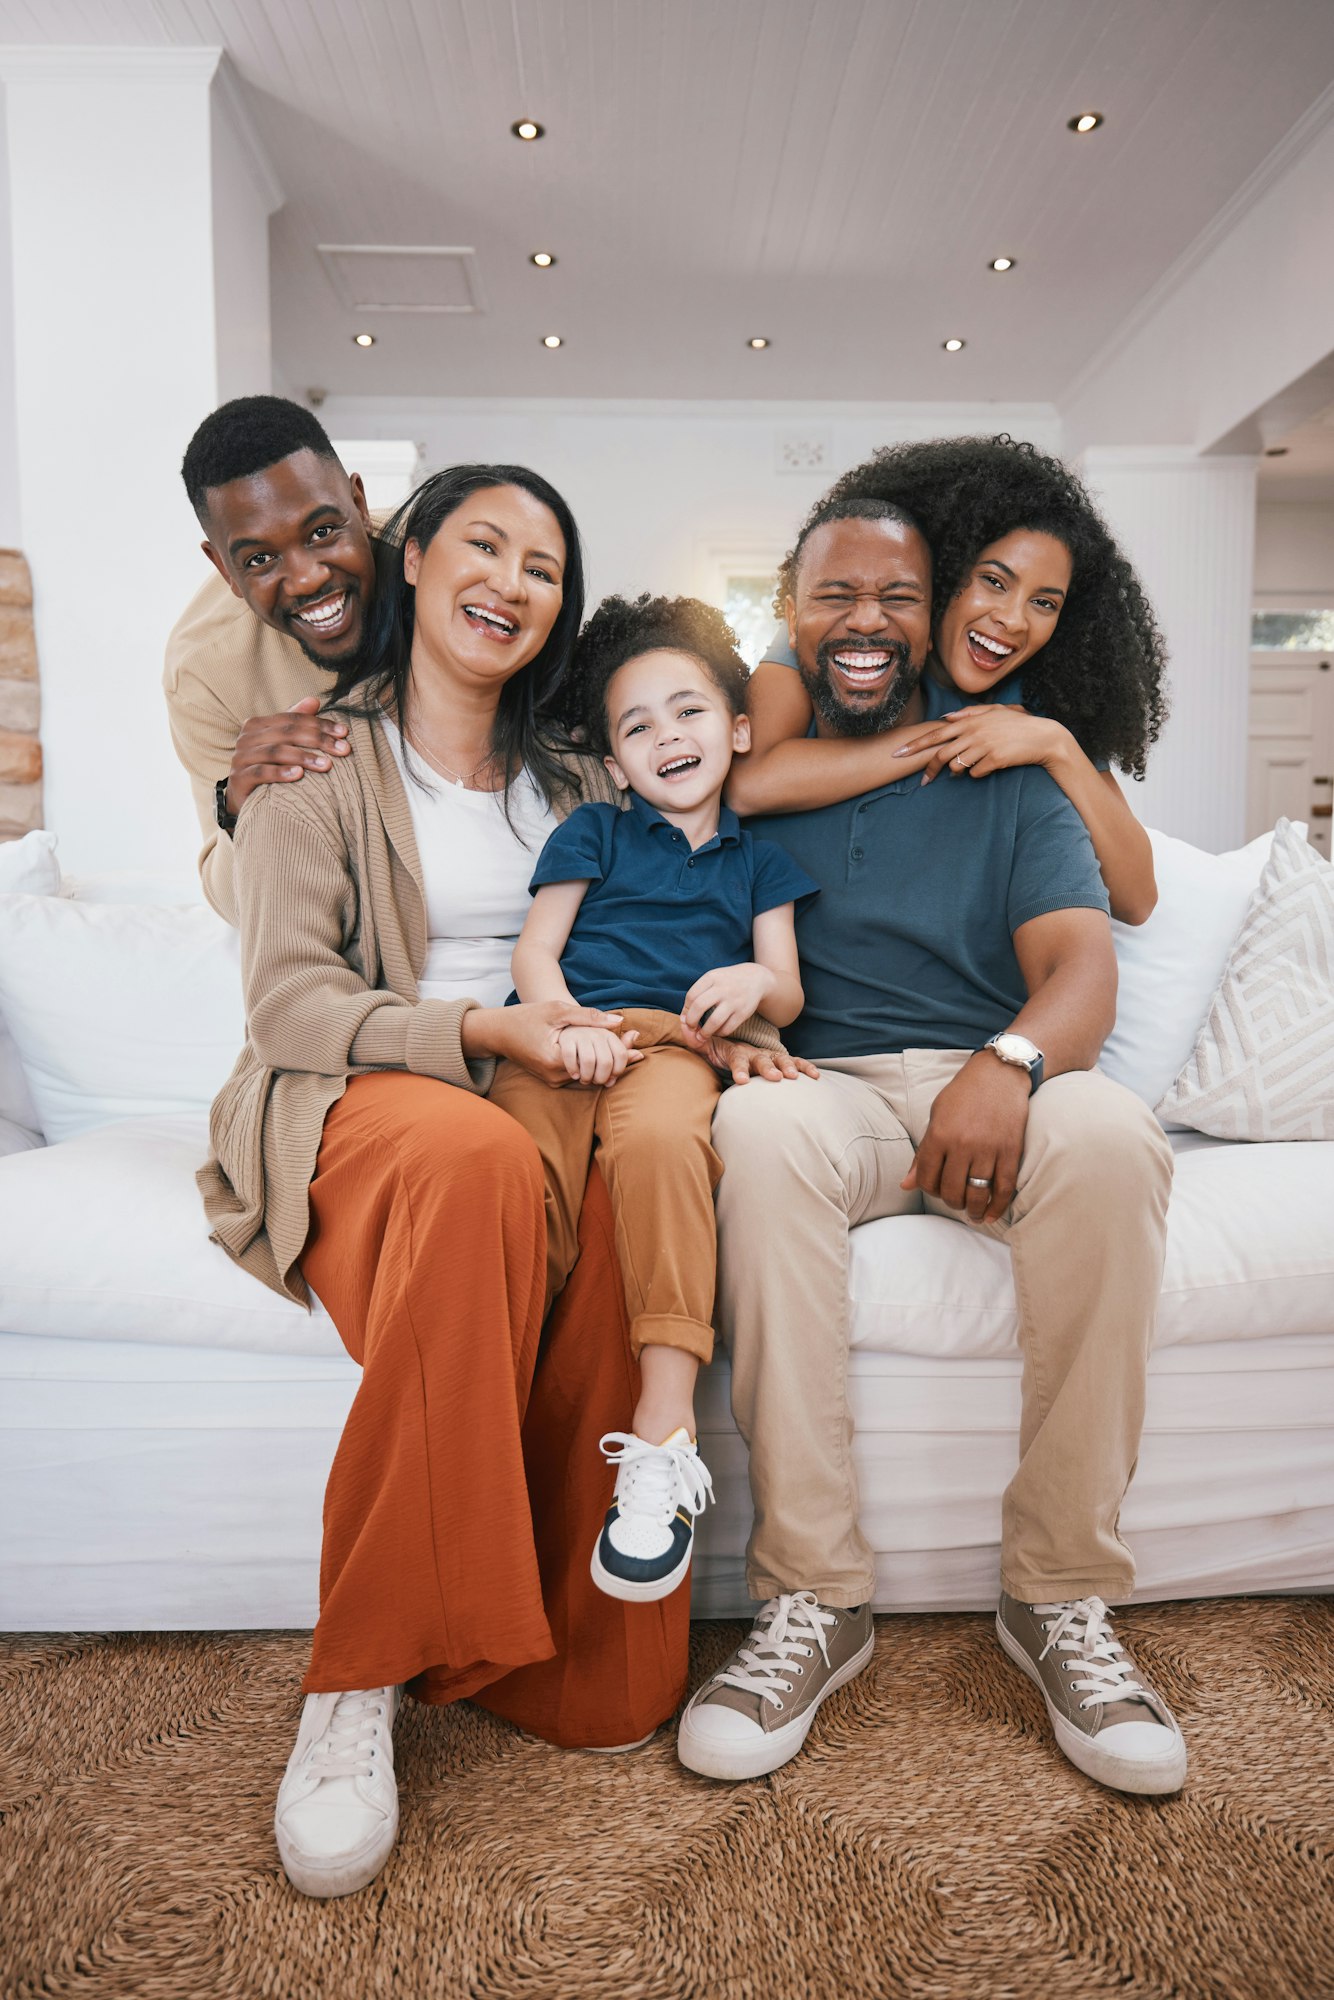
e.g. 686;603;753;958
712;1591;837;1711
1035;1598;1156;1712
599;1432;715;1523
305;1689;390;1783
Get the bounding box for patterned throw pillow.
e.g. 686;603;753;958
1155;819;1334;1140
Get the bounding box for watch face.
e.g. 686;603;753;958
993;1033;1038;1067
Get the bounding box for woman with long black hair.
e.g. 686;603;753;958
728;435;1169;925
201;464;725;1897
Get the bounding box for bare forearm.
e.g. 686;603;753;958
1044;734;1156;924
1007;954;1116;1075
510;939;576;1007
760;971;804;1027
726;732;909;815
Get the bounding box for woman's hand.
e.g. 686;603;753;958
681;962;775;1040
679;1021;819;1086
892;705;1064;784
463;1003;639;1087
556;1023;641;1087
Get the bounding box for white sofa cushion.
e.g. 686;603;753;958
0;1114;341;1359
0;893;245;1143
1102;825;1278;1111
846;1132;1334;1360
1156;820;1334;1141
4;1113;1330;1367
0;830;61;1141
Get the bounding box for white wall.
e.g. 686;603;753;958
0;88;20;550
1081;449;1257;852
2;51;223;875
316;395;1061;610
1062;90;1334;457
0;48;281;875
1254;501;1334;607
210;68;276;404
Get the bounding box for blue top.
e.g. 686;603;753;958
748;766;1109;1060
517;789;819;1014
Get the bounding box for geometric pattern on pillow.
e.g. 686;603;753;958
1155;818;1334;1140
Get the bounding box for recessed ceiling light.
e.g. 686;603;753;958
353;332;375;347
542;334;563;349
747;336;771;350
989;256;1015;272
530;251;556;268
942;337;966;352
1264;446;1290;457
1067;112;1103;134
512;119;544;141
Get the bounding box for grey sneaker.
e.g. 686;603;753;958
996;1593;1187;1796
677;1592;874;1781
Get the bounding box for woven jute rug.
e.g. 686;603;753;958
2;1598;1331;2000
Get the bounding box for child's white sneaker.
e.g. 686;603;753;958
274;1685;400;1898
591;1429;714;1602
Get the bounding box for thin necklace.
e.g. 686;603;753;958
405;721;502;791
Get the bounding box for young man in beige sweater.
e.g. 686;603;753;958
163;396;374;921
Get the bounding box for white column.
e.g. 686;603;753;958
0;49;279;874
1077;448;1258;853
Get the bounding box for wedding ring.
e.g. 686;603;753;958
966;1175;993;1188
953;754;967;768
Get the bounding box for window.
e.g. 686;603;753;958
722;573;781;670
1251;609;1334;650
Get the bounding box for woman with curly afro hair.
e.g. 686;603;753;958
727;436;1169;924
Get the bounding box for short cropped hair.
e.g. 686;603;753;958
181;395;340;520
567;594;749;755
775;495;926;613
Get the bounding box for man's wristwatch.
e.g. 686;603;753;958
214;777;238;836
983;1031;1044;1092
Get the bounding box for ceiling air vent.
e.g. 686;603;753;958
317;244;484;315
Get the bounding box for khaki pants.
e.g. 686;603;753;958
490;1010;724;1366
712;1052;1174;1607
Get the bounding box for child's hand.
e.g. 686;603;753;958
556;1023;641;1087
891;706;1064;784
681;963;775;1039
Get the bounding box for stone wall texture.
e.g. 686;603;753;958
0;551;42;840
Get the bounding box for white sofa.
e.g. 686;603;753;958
2;823;1332;1630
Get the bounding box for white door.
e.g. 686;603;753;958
1247;651;1333;860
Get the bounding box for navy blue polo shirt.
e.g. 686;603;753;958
749;765;1109;1060
522;790;818;1013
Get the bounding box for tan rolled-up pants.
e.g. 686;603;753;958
490;1009;724;1367
712;1052;1174;1607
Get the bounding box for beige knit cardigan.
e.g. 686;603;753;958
200;711;781;1305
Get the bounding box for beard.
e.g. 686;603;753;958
799;637;921;738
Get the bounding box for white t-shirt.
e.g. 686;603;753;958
381;719;559;1006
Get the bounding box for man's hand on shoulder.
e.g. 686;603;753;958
902;1051;1031;1224
225;696;351;822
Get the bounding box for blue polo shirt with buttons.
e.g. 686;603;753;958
522;789;819;1014
747;751;1110;1062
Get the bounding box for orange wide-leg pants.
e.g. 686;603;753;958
298;1070;690;1748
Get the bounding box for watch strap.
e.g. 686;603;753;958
214;776;238;836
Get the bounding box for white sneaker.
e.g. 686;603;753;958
590;1429;714;1602
275;1685;401;1897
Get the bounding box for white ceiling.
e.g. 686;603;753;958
4;0;1334;405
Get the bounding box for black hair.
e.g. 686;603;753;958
565;594;749;757
324;463;586;820
778;436;1168;779
181;395;340;521
777;496;927;604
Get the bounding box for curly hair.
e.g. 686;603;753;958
776;436;1168;779
565;593;749;757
